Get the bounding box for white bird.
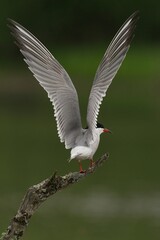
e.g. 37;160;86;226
8;12;139;172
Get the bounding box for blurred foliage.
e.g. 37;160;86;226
0;0;160;58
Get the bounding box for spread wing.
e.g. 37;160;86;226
8;19;82;149
86;11;139;140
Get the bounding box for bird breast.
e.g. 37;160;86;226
70;128;101;161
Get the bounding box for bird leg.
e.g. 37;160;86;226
79;161;86;173
89;159;95;168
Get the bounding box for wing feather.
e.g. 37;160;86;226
87;11;139;139
8;19;82;149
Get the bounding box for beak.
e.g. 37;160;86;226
103;128;112;134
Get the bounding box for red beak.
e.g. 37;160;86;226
103;128;112;133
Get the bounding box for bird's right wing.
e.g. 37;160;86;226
8;19;82;149
86;11;139;140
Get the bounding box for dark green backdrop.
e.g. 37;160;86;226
0;1;160;240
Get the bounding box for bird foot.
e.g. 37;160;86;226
79;162;86;173
79;169;86;174
89;159;95;168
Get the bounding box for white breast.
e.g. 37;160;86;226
70;146;92;161
70;128;103;161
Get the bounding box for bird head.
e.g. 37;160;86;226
84;122;111;135
96;122;112;135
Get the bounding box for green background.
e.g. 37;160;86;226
0;1;160;239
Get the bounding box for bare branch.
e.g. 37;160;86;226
1;153;109;240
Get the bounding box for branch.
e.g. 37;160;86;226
1;153;109;240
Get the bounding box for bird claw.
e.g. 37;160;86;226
79;170;86;174
89;159;95;168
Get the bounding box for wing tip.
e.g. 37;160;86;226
7;18;20;33
87;12;139;130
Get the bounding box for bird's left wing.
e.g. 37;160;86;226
86;11;139;140
8;19;82;149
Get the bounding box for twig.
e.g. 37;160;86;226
1;153;109;240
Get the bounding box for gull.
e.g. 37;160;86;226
8;11;139;172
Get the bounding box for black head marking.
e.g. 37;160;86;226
96;122;104;128
84;122;104;129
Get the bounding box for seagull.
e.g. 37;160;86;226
8;11;139;173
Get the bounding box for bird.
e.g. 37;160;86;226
8;11;139;173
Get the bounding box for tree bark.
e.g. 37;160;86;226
1;153;109;240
